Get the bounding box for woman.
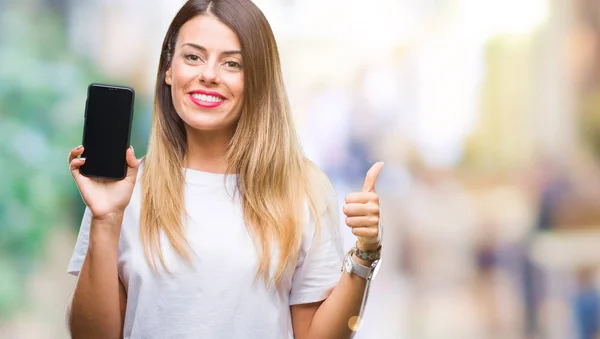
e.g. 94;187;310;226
65;0;383;338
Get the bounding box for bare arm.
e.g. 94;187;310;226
293;162;384;339
64;145;139;338
66;214;127;339
291;254;371;339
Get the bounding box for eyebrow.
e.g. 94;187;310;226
181;43;241;56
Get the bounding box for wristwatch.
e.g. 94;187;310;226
342;247;380;281
342;247;381;335
343;220;384;336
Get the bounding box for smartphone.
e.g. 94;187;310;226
80;83;135;180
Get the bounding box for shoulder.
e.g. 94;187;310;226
299;159;340;243
302;158;337;212
293;161;345;276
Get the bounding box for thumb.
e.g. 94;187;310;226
362;161;384;192
125;146;141;175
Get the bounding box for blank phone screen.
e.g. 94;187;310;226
81;85;134;179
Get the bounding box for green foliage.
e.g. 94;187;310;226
0;3;150;319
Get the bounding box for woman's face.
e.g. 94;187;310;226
166;15;244;134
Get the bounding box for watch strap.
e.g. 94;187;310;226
354;244;382;261
349;254;373;279
343;248;378;280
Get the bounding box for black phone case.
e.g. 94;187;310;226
80;83;135;180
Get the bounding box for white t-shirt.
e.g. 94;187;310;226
67;167;345;339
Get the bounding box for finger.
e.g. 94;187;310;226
68;145;84;164
69;157;86;179
126;146;141;169
351;227;379;239
362;161;384;193
345;216;380;228
345;192;378;204
343;203;379;217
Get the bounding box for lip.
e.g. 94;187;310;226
189;89;226;98
188;90;227;108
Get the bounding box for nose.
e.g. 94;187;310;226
198;63;220;86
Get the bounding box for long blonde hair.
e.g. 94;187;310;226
140;0;333;287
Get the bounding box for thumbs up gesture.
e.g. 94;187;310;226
343;161;384;252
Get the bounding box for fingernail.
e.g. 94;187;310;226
76;145;83;150
130;146;135;155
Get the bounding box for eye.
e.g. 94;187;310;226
185;54;201;62
224;61;242;69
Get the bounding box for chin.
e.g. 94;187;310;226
183;113;237;133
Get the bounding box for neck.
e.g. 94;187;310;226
184;126;235;174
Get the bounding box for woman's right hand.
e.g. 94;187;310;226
68;145;141;220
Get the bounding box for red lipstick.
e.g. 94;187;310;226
188;90;226;108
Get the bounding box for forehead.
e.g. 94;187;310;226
177;15;241;51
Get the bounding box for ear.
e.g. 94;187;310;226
165;67;173;86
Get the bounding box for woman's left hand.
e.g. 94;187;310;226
343;161;384;252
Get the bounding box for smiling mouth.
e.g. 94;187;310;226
191;93;225;103
189;93;226;108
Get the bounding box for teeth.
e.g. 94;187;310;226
192;93;224;102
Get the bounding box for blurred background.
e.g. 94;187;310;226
2;0;600;338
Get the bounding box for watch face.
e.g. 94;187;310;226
344;257;353;274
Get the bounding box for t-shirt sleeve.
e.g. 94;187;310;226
289;190;345;305
67;206;93;276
